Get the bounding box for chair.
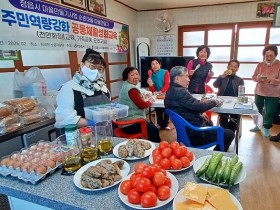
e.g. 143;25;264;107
205;84;214;119
165;109;225;151
112;118;149;140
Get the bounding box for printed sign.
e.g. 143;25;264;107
0;0;129;53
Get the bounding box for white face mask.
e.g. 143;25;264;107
81;66;98;82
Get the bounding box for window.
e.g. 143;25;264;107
179;22;280;95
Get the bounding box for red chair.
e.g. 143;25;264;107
205;84;214;119
112;118;149;140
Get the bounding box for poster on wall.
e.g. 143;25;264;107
256;2;275;18
0;50;19;60
0;0;129;53
155;34;175;56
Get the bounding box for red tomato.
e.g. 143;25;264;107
157;185;171;200
153;154;162;164
158;141;169;151
173;147;186;158
134;162;147;174
141;191;157;208
141;166;155;179
171;158;183;170
149;184;157;194
128;188;141;204
164;177;172;188
186;151;194;161
159;168;167;176
159;158;171;170
135;177;151;193
152;149;161;157
152;171;166;187
120;180;132;195
180;156;191;168
161;148;173;158
181;145;188;154
130;173;141;187
169;154;177;162
170;141;179;152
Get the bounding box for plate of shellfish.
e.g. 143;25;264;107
113;140;155;160
73;158;130;191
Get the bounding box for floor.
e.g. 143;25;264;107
158;113;280;210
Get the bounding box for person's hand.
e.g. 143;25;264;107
147;97;155;104
208;70;214;77
257;74;267;82
147;78;154;86
222;69;232;78
200;99;209;103
213;99;223;107
189;70;195;76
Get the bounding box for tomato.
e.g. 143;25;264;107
135;177;151;193
149;184;157;194
164;177;172;188
141;166;155;179
159;168;167;176
153;154;162;164
186;151;194;161
169;154;177;162
157;185;171;200
128;188;141;204
170;141;179;152
130;173;141;187
158;141;169;151
173;147;186;158
140;191;157;208
120;180;132;195
161;148;173;158
152;171;166;187
159;158;171;170
151;164;161;172
180;156;190;168
134;162;147;174
181;145;188;155
170;158;183;170
152;149;161;157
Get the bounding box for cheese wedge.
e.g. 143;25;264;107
183;182;208;204
207;188;238;210
176;200;217;210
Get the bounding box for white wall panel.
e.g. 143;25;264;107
110;81;123;98
108;53;127;62
109;64;126;80
41;68;71;91
0;60;15;68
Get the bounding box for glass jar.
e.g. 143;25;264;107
79;127;93;148
64;124;78;147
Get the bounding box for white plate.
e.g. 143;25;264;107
118;171;179;209
73;158;130;191
172;183;243;210
193;155;246;186
148;153;196;172
113;140;155;160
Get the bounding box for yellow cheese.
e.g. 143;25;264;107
176;200;217;210
183;182;208;204
207;188;238;210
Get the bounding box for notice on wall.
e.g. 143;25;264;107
0;0;129;53
155;34;175;56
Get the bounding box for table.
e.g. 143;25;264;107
0;137;240;210
150;95;259;154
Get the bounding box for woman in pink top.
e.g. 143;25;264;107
251;45;280;138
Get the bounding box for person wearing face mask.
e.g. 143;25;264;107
186;45;214;94
147;58;170;130
250;45;280;138
54;49;110;135
213;59;244;131
118;67;161;143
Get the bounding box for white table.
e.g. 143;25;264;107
150;94;259;154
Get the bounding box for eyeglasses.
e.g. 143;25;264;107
86;60;105;70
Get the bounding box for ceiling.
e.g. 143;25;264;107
115;0;265;11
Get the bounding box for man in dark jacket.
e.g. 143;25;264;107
164;66;234;151
213;59;244;131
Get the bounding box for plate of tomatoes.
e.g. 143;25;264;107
149;141;195;172
118;162;179;209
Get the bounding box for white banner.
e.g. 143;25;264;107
0;0;129;53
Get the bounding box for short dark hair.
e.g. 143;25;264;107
82;48;106;67
262;45;278;56
151;57;162;65
196;45;211;58
122;66;139;81
228;59;240;67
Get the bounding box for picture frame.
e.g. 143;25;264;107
256;2;275;18
273;4;280;27
0;50;19;60
61;0;87;11
87;0;106;17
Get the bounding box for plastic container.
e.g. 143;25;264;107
64;124;79;147
84;103;129;122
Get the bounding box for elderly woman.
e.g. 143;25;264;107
186;45;214;94
118;66;161;143
164;66;234;151
147;57;170;130
251;45;280;138
55;49;110;133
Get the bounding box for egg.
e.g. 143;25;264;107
20;149;29;155
6;159;16;167
55;153;63;163
45;159;56;169
20;162;31;171
13;160;22;169
33;152;41;158
27;164;38;173
35;165;47;175
29;145;38;151
31;157;40;164
41;153;49;159
0;157;11;166
11;153;20;160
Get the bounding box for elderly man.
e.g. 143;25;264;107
164;66;234;151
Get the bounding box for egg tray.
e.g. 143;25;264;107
0;161;62;184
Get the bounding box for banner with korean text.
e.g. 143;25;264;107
0;0;129;53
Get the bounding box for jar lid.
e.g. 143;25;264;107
80;127;92;134
65;124;78;132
